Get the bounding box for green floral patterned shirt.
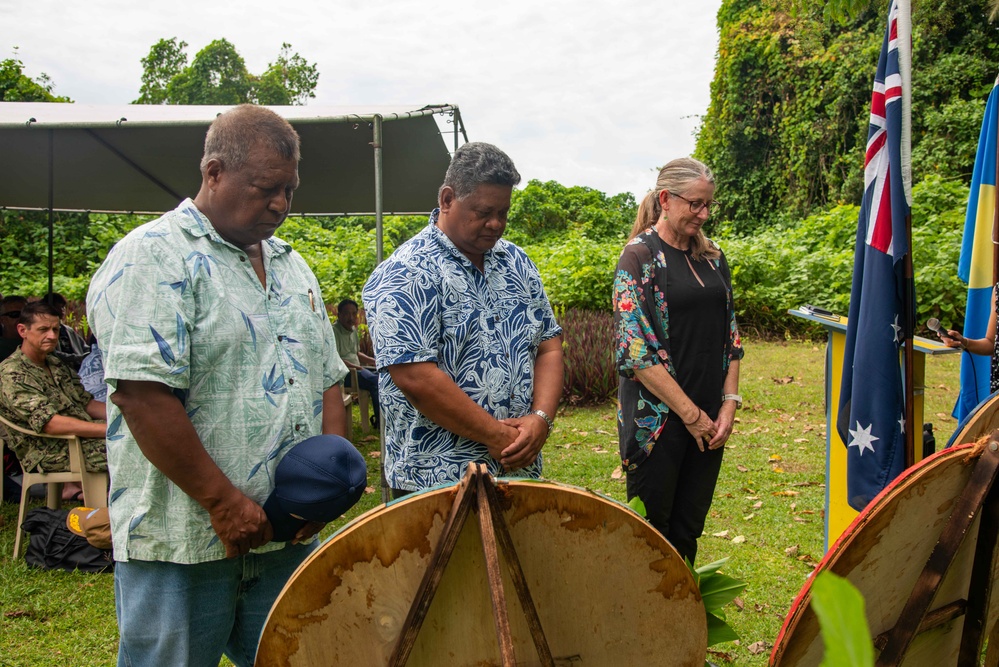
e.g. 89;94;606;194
87;199;347;564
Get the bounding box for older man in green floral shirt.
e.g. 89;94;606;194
87;105;349;667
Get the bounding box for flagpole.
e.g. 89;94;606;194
897;0;915;468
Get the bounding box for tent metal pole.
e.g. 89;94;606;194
372;113;390;504
373;115;384;265
48;129;54;296
454;107;468;145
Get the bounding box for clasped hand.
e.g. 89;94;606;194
685;404;735;452
207;490;273;558
495;414;550;471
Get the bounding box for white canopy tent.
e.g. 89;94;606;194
0;102;468;281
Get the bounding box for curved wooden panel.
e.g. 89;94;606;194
949;392;999;448
771;443;999;666
256;480;706;666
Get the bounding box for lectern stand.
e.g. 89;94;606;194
788;307;958;548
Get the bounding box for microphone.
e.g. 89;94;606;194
927;318;960;346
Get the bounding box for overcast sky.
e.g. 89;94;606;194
2;0;722;201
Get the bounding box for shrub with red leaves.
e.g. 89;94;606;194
560;308;617;406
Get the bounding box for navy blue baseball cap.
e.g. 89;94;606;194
263;435;367;542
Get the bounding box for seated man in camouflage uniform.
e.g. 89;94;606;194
0;301;107;473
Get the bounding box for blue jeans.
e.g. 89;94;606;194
345;367;380;418
114;541;316;667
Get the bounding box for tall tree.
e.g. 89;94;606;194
0;50;71;102
166;39;252;105
134;38;188;104
133;38;318;105
254;43;320;106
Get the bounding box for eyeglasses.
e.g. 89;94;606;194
671;193;720;214
0;311;20;318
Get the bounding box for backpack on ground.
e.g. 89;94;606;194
21;507;113;573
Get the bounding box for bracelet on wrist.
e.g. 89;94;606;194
531;409;555;433
682;408;702;426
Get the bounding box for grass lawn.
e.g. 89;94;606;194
0;339;962;666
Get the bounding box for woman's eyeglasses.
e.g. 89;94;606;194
671;193;720;214
0;311;21;318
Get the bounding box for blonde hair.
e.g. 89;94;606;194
629;157;720;261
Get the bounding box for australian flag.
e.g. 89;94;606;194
837;0;912;512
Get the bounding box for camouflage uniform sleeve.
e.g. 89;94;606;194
62;362;95;408
0;363;59;434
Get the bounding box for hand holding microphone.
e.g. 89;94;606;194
927;318;966;350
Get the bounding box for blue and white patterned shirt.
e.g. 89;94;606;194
87;199;347;564
362;211;561;491
78;343;106;403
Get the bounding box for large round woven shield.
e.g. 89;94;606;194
771;442;999;666
948;391;999;448
256;479;706;666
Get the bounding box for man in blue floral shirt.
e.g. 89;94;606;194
87;105;348;667
363;142;563;496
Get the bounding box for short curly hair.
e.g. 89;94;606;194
438;142;521;203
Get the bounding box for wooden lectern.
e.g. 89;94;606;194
788;307;958;549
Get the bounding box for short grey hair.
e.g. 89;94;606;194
200;104;301;172
438;142;521;203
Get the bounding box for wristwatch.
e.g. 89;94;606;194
531;409;555;433
722;394;743;410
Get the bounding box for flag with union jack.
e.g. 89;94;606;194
837;0;913;511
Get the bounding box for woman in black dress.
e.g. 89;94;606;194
613;157;744;564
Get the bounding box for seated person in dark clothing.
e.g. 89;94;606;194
0;295;26;362
332;299;380;428
42;292;90;371
0;301;107;473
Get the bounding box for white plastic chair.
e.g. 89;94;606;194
0;412;108;558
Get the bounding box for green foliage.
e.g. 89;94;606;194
134;38;188;105
133;38;318;106
722;175;967;335
166;39;252;105
277;217;376;305
523;232;620;312
689;557;747;649
0;211;148;300
254;43;320;106
913;98;989;180
507;181;632;312
506;179;634;245
0;50;71;102
698;0;999;236
810;572;875;667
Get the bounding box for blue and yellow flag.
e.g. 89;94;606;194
955;81;999;421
